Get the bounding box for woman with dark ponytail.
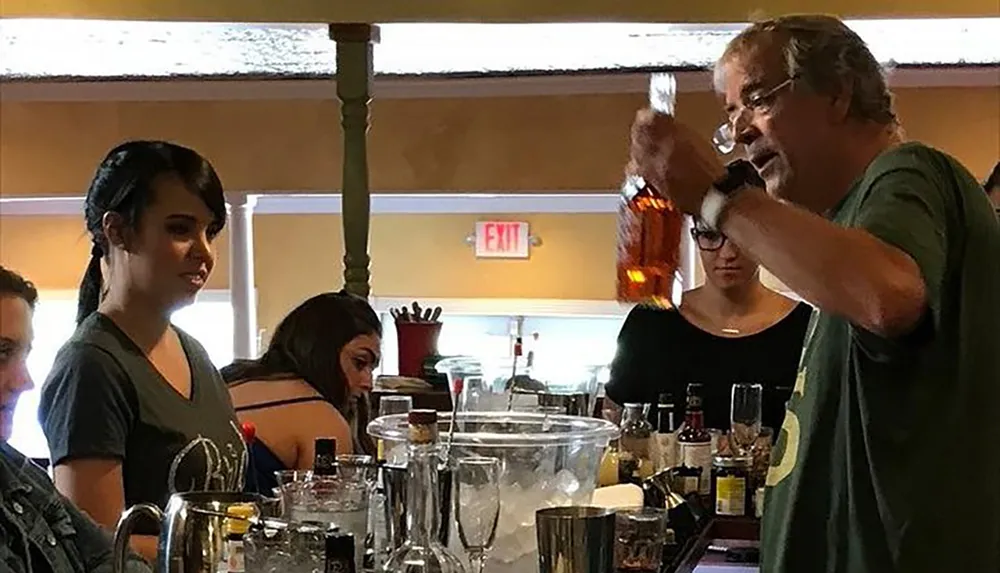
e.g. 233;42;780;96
38;141;246;563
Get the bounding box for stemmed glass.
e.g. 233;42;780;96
730;383;763;456
455;457;501;573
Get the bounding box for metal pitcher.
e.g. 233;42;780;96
112;491;264;573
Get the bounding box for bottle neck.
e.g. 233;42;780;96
684;409;704;431
623;405;644;423
404;440;441;546
658;404;675;432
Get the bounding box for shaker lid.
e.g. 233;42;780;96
315;438;337;457
408;409;437;426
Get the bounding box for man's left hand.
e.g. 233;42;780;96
628;109;727;215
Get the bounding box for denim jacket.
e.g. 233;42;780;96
0;443;151;573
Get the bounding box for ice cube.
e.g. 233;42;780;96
551;469;580;498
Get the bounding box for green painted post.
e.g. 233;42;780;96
329;24;379;297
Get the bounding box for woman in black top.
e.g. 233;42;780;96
984;161;999;211
607;220;812;433
222;291;382;496
39;141;245;563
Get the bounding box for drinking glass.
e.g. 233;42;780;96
377;395;413;465
455;457;501;573
613;507;669;572
730;383;763;455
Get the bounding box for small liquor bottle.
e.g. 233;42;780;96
314;438;338;476
325;531;357;573
653;392;678;472
618;403;655;485
677;384;713;496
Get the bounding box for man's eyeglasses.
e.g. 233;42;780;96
712;75;799;154
691;227;727;251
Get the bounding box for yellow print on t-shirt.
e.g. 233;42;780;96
765;367;806;487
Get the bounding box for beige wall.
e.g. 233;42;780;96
0;212;615;332
1;84;998;332
2;87;998;197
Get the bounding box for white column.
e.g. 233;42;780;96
227;192;258;359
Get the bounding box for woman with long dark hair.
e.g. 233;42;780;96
223;290;382;495
39;141;245;563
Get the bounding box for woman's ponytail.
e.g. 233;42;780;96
76;243;104;325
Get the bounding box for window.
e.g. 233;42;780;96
371;297;628;379
8;290;235;459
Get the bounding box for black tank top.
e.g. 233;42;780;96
606;301;813;432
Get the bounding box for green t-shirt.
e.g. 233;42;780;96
761;142;1000;573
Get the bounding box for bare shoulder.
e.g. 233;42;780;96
292;402;354;461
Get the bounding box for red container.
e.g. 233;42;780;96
396;322;443;378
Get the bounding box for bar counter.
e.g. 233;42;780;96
668;517;760;573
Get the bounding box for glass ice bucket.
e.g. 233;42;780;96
435;355;604;416
368;411;619;573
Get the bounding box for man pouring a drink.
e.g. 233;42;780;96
626;14;1000;573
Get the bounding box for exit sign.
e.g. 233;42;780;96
474;220;531;259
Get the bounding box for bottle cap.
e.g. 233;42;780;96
648;73;677;115
407;409;437;426
315;438;337;457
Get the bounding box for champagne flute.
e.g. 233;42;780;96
730;383;763;456
455;457;501;573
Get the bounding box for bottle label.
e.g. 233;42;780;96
325;558;352;573
679;442;712;495
653;433;677;472
680;475;699;496
715;476;747;516
617;450;642;484
226;540;245;573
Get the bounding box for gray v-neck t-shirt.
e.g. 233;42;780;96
40;313;247;515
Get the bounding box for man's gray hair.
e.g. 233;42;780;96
716;15;897;126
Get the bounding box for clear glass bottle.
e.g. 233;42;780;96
618;403;655;485
616;73;684;307
382;410;466;573
677;384;712;496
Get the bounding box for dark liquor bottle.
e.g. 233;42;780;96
314;438;338;476
325;531;357;573
677;384;712;496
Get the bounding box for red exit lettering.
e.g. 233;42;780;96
483;222;521;253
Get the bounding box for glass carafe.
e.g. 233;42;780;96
382;410;466;573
